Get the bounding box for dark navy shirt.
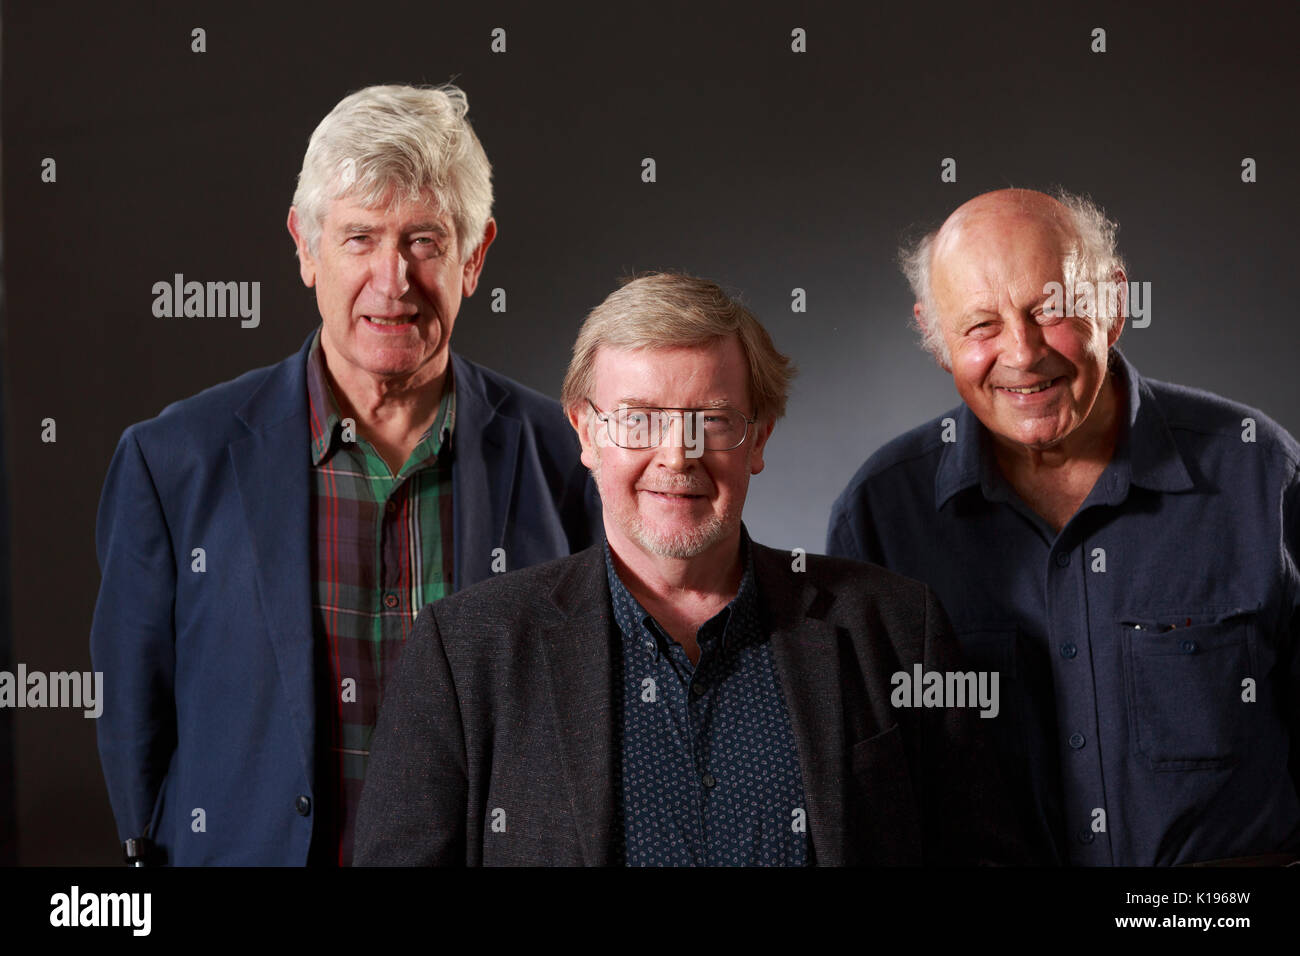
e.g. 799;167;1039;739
828;350;1300;865
605;533;809;866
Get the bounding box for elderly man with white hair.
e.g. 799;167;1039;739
828;187;1300;866
91;84;598;866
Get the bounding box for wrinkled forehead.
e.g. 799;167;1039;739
589;340;751;408
321;187;452;230
932;210;1076;300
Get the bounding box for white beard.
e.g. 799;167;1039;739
590;452;743;560
625;509;727;559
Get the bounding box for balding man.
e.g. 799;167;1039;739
828;188;1300;866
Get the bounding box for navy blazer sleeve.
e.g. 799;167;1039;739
90;426;179;844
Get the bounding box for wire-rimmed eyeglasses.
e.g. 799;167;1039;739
586;399;756;452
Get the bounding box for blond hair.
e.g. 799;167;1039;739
562;273;794;422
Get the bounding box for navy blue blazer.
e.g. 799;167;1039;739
90;329;599;865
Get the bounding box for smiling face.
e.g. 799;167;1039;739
928;196;1122;452
287;190;495;391
571;337;773;563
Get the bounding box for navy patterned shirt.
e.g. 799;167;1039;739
605;531;809;866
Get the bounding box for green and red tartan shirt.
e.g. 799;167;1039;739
305;328;455;866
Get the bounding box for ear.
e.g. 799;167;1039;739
747;418;776;476
1106;267;1127;348
916;302;951;372
460;218;497;297
286;207;316;288
567;400;599;472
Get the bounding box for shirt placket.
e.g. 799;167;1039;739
687;629;723;865
652;622;708;864
1047;489;1118;865
376;474;414;685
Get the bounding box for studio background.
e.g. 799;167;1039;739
2;1;1296;864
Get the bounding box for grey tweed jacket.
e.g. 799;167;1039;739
353;541;1030;866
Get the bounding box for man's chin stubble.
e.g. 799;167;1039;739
591;458;739;560
627;513;728;559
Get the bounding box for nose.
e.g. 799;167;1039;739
652;411;690;470
370;244;410;300
1004;313;1049;369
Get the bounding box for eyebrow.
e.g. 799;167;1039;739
613;398;733;408
337;222;450;236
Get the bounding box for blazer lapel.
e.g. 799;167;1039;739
536;546;618;865
450;353;521;591
228;333;317;784
755;544;848;866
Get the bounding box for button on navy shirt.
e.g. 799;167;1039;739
828;350;1300;865
605;533;809;866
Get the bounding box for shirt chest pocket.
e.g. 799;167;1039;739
1120;609;1256;771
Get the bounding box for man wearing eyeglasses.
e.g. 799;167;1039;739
354;272;1029;866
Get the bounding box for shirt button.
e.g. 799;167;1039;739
691;683;706;697
384;592;399;609
1060;643;1078;659
1055;552;1070;568
1077;826;1095;844
295;795;312;816
1068;733;1086;750
385;500;396;514
702;773;716;788
1180;640;1197;654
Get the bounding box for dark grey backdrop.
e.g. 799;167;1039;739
2;1;1297;864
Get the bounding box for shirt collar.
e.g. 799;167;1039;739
1112;349;1194;495
933;401;984;510
305;326;456;467
603;525;759;662
933;347;1193;511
